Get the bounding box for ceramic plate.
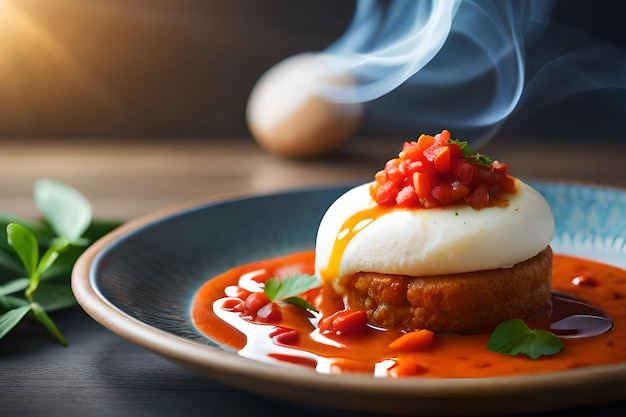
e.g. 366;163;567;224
72;182;626;416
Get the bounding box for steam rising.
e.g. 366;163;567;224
316;0;626;145
323;0;459;102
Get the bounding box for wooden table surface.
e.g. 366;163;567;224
1;136;625;417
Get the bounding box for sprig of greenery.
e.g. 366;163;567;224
486;319;564;359
448;139;493;166
263;274;321;312
0;179;122;345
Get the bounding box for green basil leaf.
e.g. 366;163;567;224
0;278;30;296
6;224;38;277
448;139;493;165
30;302;67;346
280;274;320;300
0;213;52;237
0;305;32;339
284;296;318;312
36;237;70;276
38;251;60;277
487;319;564;359
0;295;29;313
1;180;123;345
0;214;56;250
34;179;92;243
263;277;281;301
268;274;320;302
40;245;83;280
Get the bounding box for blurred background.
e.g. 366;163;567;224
0;0;624;143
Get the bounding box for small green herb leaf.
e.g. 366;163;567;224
34;179;92;243
31;302;67;346
36;237;70;276
448;139;472;155
263;277;281;301
448;139;493;166
284;296;318;311
0;213;55;247
263;274;321;311
0;278;30;296
0;305;32;339
6;224;38;277
0;295;29;313
487;319;564;359
0;180;123;345
264;274;320;302
39;247;84;280
466;153;493;166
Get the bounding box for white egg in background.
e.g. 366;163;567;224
246;53;363;158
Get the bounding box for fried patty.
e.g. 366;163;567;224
340;246;553;333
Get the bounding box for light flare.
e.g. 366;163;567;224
0;0;120;132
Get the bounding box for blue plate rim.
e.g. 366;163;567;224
71;180;626;416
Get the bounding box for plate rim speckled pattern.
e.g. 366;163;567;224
72;181;626;416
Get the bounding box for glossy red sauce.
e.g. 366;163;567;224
191;251;626;378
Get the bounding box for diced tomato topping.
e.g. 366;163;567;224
501;175;517;194
466;184;490;209
269;327;289;338
412;172;431;199
369;130;515;210
388;329;435;351
432;146;451;172
450;181;470;200
275;330;299;345
270;327;300;345
332;310;368;335
243;292;270;317
435;129;451;142
319;309;368;336
396;185;418;207
431;183;454;205
455;162;474;186
384;159;404;183
374;180;399;206
255;302;282;323
416;134;435;150
374;169;387;184
491;160;509;173
242;292;283;323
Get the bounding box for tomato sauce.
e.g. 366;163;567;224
191;251;626;378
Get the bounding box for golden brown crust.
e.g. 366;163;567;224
342;246;553;333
